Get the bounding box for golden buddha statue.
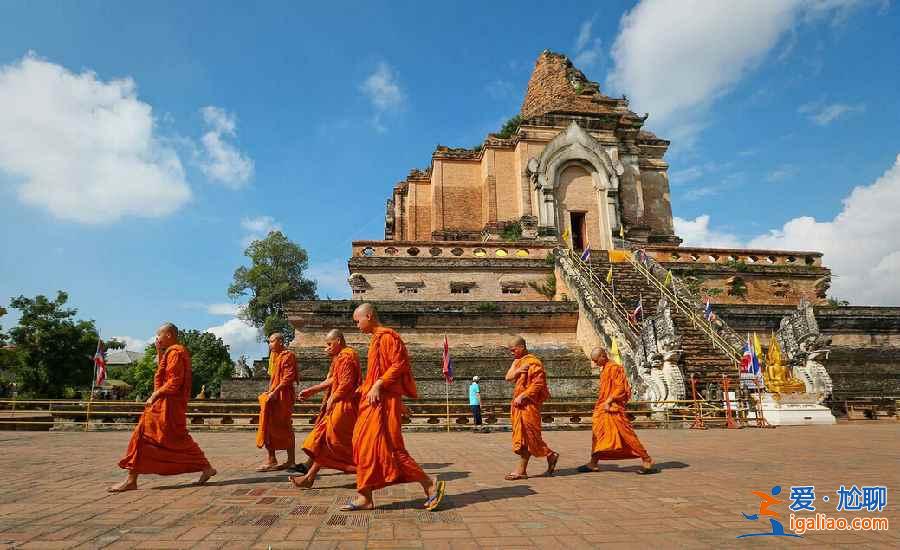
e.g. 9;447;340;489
763;336;806;394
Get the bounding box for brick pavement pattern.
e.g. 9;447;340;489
0;424;897;549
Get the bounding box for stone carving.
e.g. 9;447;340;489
234;355;252;379
555;248;687;410
775;299;833;403
631;299;687;410
348;273;371;293
525;122;625;247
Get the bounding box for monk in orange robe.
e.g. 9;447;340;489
255;332;298;471
289;329;360;488
504;336;559;480
579;347;658;475
109;323;216;492
341;303;446;512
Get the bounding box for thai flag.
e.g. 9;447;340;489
740;335;760;376
580;245;591;261
630;296;643;324
441;335;454;384
94;338;107;386
704;298;714;321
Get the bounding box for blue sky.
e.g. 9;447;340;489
1;0;899;359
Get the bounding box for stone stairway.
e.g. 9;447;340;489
586;251;741;385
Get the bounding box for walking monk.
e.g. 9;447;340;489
109;323;216;492
290;329;360;488
341;303;446;511
256;332;298;471
504;336;559;480
579;347;659;475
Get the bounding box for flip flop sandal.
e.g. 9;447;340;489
424;480;447;511
255;464;280;472
504;473;529;481
339;499;374;512
288;463;309;475
576;465;599;473
637;466;661;475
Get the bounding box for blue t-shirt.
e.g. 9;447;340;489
469;383;481;405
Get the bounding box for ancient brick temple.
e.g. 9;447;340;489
275;51;900;409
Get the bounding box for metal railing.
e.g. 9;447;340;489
556;247;639;347
625;250;742;364
0;397;771;430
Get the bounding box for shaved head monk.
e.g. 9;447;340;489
342;302;446;512
255;332;298;471
504;336;559;480
109;323;216;492
579;347;659;475
290;329;360;489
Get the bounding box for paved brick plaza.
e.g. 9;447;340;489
0;424;897;549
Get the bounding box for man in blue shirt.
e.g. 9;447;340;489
469;376;482;429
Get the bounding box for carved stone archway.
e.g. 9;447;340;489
526;121;625;250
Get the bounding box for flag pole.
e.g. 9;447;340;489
85;332;101;432
444;334;451;433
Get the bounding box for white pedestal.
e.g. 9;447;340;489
751;393;836;426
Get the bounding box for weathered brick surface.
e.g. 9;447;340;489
1;427;896;548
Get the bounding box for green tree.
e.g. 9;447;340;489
228;231;317;342
496;115;522;139
6;292;99;398
123;330;234;399
123;344;157;399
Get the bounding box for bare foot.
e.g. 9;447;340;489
196;468;217;485
289;474;314;489
107;479;137;493
544;452;560;476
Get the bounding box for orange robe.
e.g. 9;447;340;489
352;326;428;492
510;354;554;458
256;349;298;450
302;346;361;472
591;361;650;460
118;344;211;475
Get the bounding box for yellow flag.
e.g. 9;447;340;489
267;352;276;377
753;333;764;366
606;266;613;284
663;270;672;286
766;332;782;367
610;338;622;364
561;228;570;246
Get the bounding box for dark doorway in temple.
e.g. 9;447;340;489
570;211;586;251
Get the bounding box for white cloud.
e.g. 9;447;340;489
307;259;351;299
674;215;742;248
206;317;265;361
198;106;254;187
573;20;603;67
606;0;872;145
240;215;281;246
679;154;900;305
111;335;152;352
798;100;866;125
766;165;797;182
0;53;190;223
361;62;405;132
207;303;243;316
669;162;723;185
